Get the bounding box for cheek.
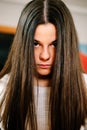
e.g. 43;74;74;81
51;48;56;62
34;49;39;62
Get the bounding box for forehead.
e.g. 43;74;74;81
34;23;57;43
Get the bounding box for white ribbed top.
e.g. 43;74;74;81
34;86;51;130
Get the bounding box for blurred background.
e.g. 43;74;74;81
0;0;87;72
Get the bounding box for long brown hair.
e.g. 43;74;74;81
0;0;87;130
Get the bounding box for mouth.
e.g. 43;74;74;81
37;64;51;69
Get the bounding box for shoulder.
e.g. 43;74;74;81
0;74;9;100
0;74;9;130
0;74;9;86
83;73;87;86
0;74;9;89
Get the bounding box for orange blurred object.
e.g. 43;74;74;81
0;25;16;34
80;53;87;73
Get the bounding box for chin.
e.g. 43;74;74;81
38;71;51;76
36;71;52;79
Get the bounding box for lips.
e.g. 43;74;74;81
37;64;51;69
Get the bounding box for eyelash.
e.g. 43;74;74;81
34;41;39;47
52;41;57;47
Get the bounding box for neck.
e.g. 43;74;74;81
34;77;50;87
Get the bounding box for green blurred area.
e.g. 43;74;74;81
0;33;14;70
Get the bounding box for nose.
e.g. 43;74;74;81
40;46;50;61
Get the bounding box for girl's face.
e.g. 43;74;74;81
34;23;57;76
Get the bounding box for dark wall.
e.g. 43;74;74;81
0;33;14;70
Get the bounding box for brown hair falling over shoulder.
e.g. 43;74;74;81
0;0;87;130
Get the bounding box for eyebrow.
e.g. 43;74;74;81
52;40;57;43
34;39;57;44
34;40;40;43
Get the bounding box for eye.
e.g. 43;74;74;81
52;40;57;47
34;40;39;47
